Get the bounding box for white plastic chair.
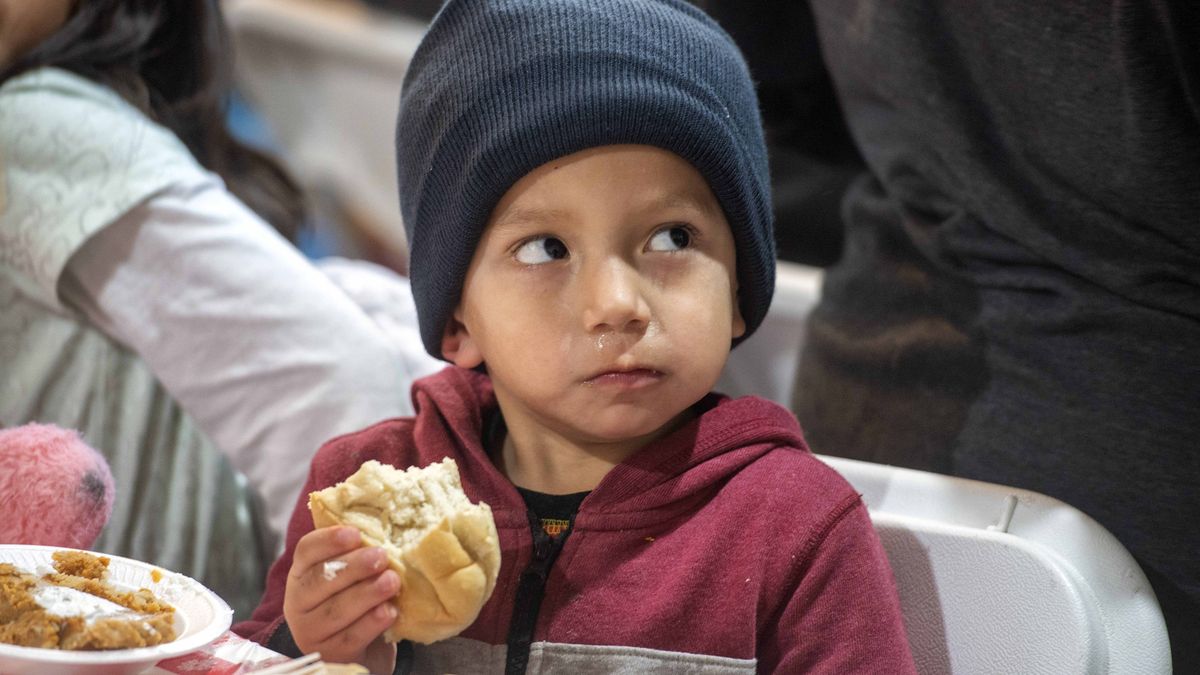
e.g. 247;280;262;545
821;455;1171;674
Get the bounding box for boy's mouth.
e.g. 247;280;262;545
583;367;664;389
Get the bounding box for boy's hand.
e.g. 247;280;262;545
283;526;400;671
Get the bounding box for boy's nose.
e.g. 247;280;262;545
580;258;651;334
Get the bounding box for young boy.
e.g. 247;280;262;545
236;0;916;672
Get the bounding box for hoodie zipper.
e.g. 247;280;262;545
504;509;574;675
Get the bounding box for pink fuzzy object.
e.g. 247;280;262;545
0;423;116;549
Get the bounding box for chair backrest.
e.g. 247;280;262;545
819;455;1171;674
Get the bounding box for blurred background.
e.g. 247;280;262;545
224;0;438;274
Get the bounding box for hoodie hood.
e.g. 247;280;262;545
409;367;810;528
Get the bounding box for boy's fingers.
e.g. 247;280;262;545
306;599;398;665
288;545;391;614
292;526;363;572
298;571;401;647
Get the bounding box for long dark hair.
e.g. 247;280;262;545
0;0;304;240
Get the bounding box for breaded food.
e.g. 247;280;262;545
309;458;501;644
0;551;176;650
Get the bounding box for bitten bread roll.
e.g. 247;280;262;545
309;458;501;644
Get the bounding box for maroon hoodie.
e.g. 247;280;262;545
236;367;915;674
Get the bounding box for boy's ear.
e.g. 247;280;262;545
441;307;485;369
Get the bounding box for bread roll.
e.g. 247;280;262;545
308;458;501;644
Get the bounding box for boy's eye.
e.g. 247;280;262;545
647;226;692;252
514;236;569;264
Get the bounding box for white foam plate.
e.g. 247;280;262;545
0;544;232;675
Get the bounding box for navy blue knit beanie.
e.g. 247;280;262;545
397;0;774;359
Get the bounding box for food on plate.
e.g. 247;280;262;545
0;550;176;650
309;458;501;644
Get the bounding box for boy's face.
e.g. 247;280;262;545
443;144;745;448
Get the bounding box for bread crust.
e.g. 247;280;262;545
308;460;501;644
